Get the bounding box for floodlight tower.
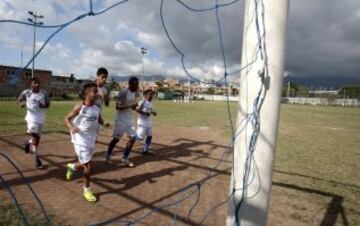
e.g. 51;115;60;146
140;47;148;91
27;11;44;78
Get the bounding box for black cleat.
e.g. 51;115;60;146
142;150;154;155
24;142;30;154
35;157;44;169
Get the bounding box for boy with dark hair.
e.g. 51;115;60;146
18;77;50;169
95;67;110;108
136;89;157;154
65;82;109;202
104;76;139;167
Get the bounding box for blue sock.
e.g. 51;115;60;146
144;136;152;152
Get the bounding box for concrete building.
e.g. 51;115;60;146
0;65;52;97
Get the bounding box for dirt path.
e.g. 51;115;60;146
0;125;232;226
0;125;349;225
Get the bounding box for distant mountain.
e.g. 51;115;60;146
284;76;360;90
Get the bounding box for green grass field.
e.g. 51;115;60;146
0;100;359;225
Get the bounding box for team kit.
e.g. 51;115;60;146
18;67;157;202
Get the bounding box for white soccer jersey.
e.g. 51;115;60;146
18;89;49;124
115;89;136;123
137;100;153;127
71;104;101;148
95;86;108;108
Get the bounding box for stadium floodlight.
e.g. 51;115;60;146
27;11;44;78
139;47;148;91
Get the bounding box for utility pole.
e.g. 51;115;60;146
27;11;44;78
226;0;289;225
20;50;24;67
287;81;290;98
188;76;191;102
140;47;148;92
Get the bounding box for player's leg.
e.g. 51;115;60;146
143;126;153;155
122;124;137;167
24;121;36;154
31;132;44;169
104;123;124;163
66;160;83;181
136;125;146;141
122;136;136;167
82;161;96;202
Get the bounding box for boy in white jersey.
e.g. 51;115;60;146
104;77;139;167
18;77;50;169
64;83;109;202
136;89;157;154
94;67;110;109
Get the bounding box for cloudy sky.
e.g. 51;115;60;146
0;0;359;80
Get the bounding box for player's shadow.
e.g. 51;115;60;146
94;165;188;197
272;181;349;226
94;138;230;171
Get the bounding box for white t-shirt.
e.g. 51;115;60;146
137;99;153;127
71;104;100;148
19;89;49;124
95;86;108;109
115;89;136;123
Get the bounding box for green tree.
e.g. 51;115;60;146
339;86;360;99
109;78;120;91
206;87;215;94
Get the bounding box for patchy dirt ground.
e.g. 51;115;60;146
0;125;354;225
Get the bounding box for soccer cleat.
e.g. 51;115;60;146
66;163;74;180
24;142;30;154
122;158;134;167
142;150;154;155
83;190;97;202
104;153;114;165
105;158;114;165
35;157;44;169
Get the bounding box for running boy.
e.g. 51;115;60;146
136;89;157;155
64;83;109;202
18;77;50;169
94;67;110;108
104;77;139;167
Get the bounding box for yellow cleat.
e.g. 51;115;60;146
84;190;97;202
66;163;74;181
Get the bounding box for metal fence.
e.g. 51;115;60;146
282;97;360;107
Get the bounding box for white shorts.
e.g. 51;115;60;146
27;121;43;134
74;144;95;164
136;125;153;140
112;121;137;140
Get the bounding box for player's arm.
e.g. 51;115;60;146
116;101;135;110
64;104;81;133
98;114;110;127
135;103;151;116
17;90;26;108
40;91;50;108
104;88;110;107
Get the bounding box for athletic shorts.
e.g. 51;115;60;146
136;125;153;140
74;144;95;164
112;121;137;140
27;121;43;134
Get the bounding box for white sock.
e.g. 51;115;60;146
28;138;32;144
32;145;39;157
83;186;91;192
